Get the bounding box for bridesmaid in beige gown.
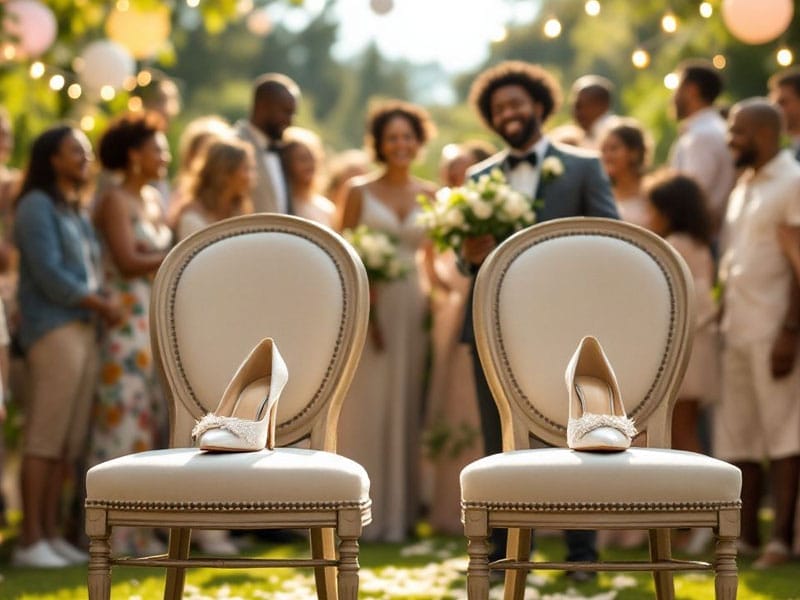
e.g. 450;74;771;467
336;101;436;542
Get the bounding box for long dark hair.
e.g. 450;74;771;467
16;125;76;207
646;170;712;245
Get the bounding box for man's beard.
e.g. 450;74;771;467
498;116;539;150
733;147;757;169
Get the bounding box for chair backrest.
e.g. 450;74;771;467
150;214;369;451
473;217;694;450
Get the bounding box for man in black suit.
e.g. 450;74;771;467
461;61;619;580
235;73;300;214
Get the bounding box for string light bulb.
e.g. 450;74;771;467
664;72;680;90
777;46;794;66
585;0;601;16
136;70;152;86
29;61;45;79
713;54;727;69
699;2;713;18
128;96;143;111
100;85;116;101
543;17;562;38
661;10;678;33
80;115;96;132
632;48;650;69
67;83;82;99
49;74;65;91
186;0;200;6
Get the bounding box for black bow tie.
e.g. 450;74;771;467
506;152;538;170
265;142;283;153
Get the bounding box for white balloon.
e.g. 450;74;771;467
370;0;394;16
722;0;794;45
77;40;136;93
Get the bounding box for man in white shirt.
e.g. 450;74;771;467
235;73;300;214
716;99;800;569
669;60;735;237
769;67;800;161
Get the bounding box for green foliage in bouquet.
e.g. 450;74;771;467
343;225;409;283
417;168;537;253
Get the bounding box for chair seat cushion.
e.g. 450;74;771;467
461;448;740;508
86;447;370;509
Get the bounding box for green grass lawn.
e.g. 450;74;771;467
2;526;800;599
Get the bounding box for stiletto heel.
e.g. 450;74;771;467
192;338;288;452
565;335;636;452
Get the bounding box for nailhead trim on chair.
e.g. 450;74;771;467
462;500;741;511
492;230;676;433
167;225;348;431
86;499;372;511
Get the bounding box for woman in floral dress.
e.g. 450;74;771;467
89;112;172;554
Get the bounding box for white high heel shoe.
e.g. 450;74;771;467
192;338;288;452
565;336;636;452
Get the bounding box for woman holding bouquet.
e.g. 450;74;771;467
336;100;437;542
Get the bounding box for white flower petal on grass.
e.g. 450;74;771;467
609;574;637;589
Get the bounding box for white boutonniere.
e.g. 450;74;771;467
541;156;565;181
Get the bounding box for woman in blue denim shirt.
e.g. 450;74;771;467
12;125;121;568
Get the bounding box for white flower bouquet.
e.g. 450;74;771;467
342;225;408;283
417;168;537;252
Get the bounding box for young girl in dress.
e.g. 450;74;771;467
645;171;719;453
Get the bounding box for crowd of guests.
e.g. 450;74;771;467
0;57;800;578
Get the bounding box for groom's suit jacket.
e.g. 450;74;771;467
461;141;619;342
234;119;291;214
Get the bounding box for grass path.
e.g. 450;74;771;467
2;531;800;598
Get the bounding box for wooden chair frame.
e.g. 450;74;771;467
86;215;370;600
465;217;740;600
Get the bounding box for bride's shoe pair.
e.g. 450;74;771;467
192;338;288;452
565;336;636;452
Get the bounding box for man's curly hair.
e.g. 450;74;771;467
468;61;562;128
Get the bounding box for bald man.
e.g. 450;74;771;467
235;73;300;213
569;75;615;148
716;98;800;569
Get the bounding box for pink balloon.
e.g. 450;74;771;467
4;0;58;58
722;0;794;45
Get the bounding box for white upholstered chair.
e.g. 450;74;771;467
85;215;371;600
461;217;741;599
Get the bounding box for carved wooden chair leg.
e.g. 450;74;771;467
337;508;361;600
648;528;675;600
163;527;192;600
464;509;490;600
504;527;531;600
715;509;740;600
86;508;112;600
311;527;338;600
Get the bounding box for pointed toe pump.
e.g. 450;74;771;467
192;338;288;452
565;336;636;452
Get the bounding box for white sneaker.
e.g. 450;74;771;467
48;537;89;564
12;540;70;568
193;529;239;556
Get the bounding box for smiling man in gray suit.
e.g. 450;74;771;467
235;73;300;214
461;60;618;580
